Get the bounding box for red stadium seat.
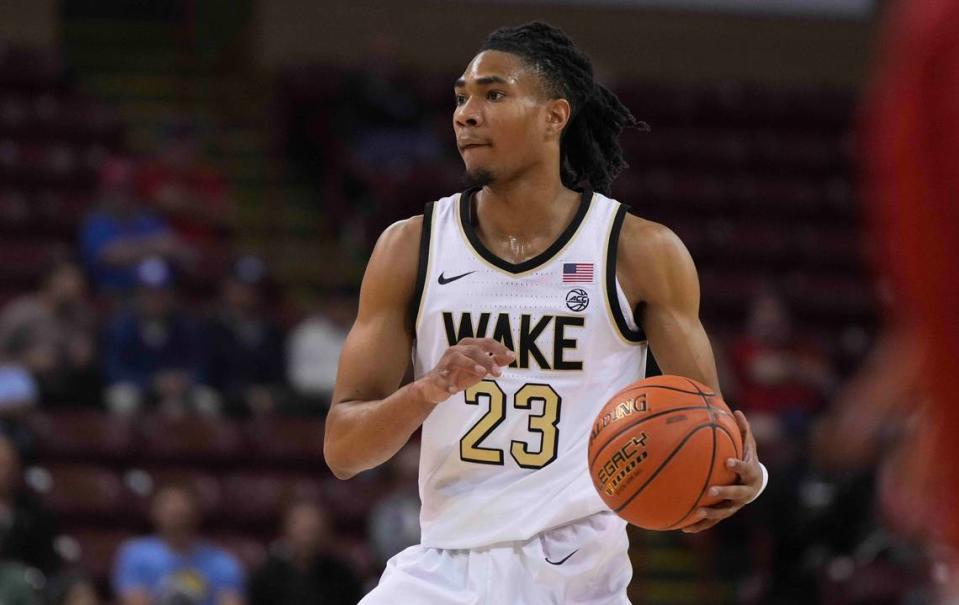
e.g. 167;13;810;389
247;416;326;467
335;534;375;579
125;468;223;522
220;472;322;526
140;414;243;464
212;533;267;570
320;474;382;530
27;411;136;464
29;464;128;523
62;528;135;584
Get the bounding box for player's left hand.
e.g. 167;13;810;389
682;410;762;533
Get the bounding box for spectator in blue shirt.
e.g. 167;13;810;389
102;258;217;415
113;484;245;605
79;157;193;295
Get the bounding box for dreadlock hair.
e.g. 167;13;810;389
479;22;643;196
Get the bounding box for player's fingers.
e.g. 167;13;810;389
681;517;721;533
438;353;489;392
708;484;755;504
725;457;760;485
734;410;757;463
696;500;738;519
471;338;516;359
449;350;493;377
458;345;505;377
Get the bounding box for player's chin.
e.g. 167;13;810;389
463;165;496;188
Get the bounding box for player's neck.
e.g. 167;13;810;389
474;173;579;243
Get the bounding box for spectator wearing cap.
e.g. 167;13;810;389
102;258;216;416
79;157;193;296
113;484;245;605
138;117;234;248
206;257;286;416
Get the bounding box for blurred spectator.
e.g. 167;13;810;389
337;35;442;168
207;257;285;416
728;290;835;421
0;436;59;576
0;356;38;455
79;157;192;295
286;291;356;411
0;260;99;408
248;499;361;605
367;442;420;566
0;562;40;605
138;118;233;248
113;484;245;605
0;362;36;421
102;258;216;416
47;574;100;605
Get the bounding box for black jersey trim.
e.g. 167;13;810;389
458;187;592;275
606;205;647;343
409;201;435;329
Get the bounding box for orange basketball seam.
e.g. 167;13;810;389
607;383;717;401
664;419;717;530
611;423;715;515
664;377;720;530
588;404;710;470
664;423;739;530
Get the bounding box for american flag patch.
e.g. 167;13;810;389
563;263;594;283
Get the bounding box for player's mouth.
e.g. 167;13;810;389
458;140;491;153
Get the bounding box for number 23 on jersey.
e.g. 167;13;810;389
460;379;561;469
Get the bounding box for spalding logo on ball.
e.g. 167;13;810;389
588;375;743;531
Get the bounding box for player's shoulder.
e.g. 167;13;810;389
376;214;423;254
617;210;692;270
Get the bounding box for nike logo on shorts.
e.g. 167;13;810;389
438;271;475;285
544;549;579;566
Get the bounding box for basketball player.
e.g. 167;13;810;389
325;22;768;604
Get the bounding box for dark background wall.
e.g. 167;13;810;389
256;0;879;86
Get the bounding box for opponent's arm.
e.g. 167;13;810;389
324;217;514;480
618;215;765;532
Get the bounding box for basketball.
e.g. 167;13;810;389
588;375;743;530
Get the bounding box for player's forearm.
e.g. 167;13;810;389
324;380;435;479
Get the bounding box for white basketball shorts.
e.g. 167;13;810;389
358;511;632;605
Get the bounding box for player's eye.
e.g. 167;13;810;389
487;91;505;101
455;94;467;106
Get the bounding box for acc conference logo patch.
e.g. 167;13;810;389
566;288;589;312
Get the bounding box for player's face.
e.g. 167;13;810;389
453;51;554;184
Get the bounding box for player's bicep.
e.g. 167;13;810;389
334;306;412;405
331;217;420;406
621;219;721;392
643;302;720;394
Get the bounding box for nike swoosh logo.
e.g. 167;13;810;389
438;271;475;285
544;549;579;566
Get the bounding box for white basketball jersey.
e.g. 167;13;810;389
411;187;648;549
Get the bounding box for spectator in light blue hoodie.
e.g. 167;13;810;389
113;484;245;605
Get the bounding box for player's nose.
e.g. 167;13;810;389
454;98;482;128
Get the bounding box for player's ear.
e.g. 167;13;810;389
544;98;571;139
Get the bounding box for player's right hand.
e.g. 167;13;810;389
416;338;515;405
